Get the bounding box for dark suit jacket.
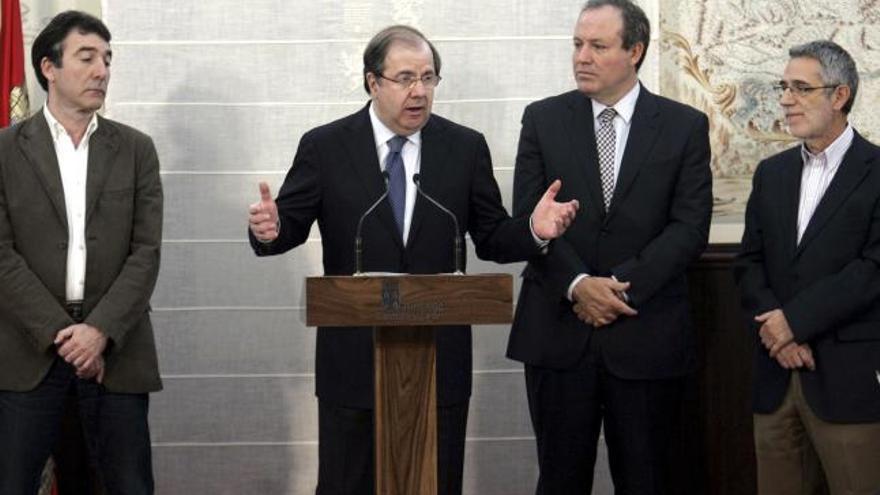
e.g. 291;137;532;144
249;103;539;408
507;87;712;380
735;131;880;423
0;112;163;394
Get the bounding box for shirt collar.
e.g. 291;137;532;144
591;81;641;124
368;102;422;150
800;124;854;165
43;104;99;145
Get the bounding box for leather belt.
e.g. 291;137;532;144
65;302;84;323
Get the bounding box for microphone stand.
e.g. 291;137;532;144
354;171;390;275
413;174;463;275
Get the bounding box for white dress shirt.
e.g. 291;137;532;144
567;82;641;300
43;105;99;302
369;104;421;245
797;125;853;243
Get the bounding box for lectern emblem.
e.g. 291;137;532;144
381;280;401;311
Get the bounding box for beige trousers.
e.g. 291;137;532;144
753;372;880;495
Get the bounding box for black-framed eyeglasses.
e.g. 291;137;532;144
771;82;839;98
377;73;442;90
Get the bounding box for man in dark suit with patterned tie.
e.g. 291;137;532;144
506;1;713;493
736;40;880;495
247;25;579;495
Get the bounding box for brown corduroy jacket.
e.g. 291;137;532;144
0;111;163;393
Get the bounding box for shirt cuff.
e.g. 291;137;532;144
529;215;550;251
567;273;589;301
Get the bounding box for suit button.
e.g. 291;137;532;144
600;228;610;237
58;242;67;250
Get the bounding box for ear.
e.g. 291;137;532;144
629;42;645;68
831;84;851;112
40;56;56;85
366;72;379;96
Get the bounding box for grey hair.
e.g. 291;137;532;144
789;40;859;114
581;0;650;70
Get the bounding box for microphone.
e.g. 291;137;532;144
354;171;390;275
413;173;463;275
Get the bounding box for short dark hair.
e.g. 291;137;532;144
789;40;859;114
581;0;650;70
362;25;441;95
31;10;111;91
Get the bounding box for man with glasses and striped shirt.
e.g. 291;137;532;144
736;40;880;495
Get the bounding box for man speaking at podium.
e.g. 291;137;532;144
247;25;578;495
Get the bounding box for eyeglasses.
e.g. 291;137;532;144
771;82;839;98
377;73;442;90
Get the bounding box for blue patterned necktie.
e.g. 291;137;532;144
596;107;617;211
385;135;407;238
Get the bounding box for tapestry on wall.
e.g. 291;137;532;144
659;0;879;224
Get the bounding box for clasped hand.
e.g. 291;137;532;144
572;276;637;327
755;309;815;371
55;323;108;382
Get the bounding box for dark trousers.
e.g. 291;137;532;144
525;338;683;495
316;399;469;495
53;390;105;495
0;359;154;495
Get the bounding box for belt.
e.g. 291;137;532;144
65;302;84;323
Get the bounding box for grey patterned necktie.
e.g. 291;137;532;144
596;107;617;210
385;135;407;238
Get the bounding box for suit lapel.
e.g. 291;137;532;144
606;86;659;222
778;149;802;260
342;104;404;250
18;113;68;229
85;116;120;222
796;133;872;255
406;115;444;247
567;92;606;218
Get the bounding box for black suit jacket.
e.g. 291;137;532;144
507;87;712;379
249;103;538;408
735;131;880;423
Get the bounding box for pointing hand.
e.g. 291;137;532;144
248;182;279;242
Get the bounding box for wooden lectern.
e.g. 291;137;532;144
306;273;513;495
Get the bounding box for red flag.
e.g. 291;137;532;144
1;0;29;128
